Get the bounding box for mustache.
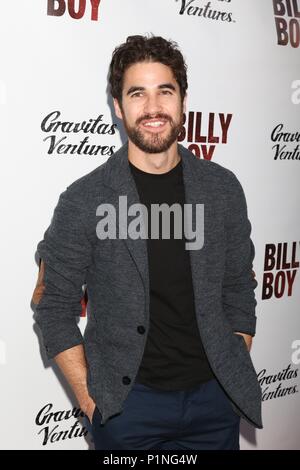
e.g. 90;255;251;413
136;114;172;125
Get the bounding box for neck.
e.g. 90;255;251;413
127;139;181;174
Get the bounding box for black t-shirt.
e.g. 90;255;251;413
129;156;214;391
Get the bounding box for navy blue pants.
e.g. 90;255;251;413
85;378;240;450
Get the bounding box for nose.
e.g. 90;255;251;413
143;93;162;115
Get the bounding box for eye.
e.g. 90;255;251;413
161;90;172;95
131;92;143;98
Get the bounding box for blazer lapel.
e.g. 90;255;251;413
179;144;208;318
102;141;150;309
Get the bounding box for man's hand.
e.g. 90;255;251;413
54;344;97;424
234;332;253;352
81;397;97;424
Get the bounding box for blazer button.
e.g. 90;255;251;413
137;325;145;334
122;376;131;385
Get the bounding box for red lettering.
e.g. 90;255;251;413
264;244;276;271
275;17;289;45
47;0;101;21
47;0;66;16
68;0;86;20
274;271;286;298
262;273;273;300
290;18;300;47
90;0;101;21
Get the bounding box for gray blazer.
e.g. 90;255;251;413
33;141;263;429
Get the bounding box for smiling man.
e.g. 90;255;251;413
115;61;185;157
32;34;262;451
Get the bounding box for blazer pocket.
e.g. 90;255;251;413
234;333;250;354
233;334;258;376
91;406;99;427
234;333;247;346
91;406;102;427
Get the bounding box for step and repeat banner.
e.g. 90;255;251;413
0;0;299;450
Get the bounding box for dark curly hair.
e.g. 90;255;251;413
108;34;188;106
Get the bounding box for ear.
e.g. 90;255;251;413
113;98;123;121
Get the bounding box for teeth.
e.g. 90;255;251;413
144;121;165;127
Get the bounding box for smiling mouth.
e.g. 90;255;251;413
140;119;169;131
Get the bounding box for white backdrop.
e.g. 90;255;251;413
0;0;299;450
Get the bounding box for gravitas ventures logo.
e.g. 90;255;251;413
175;0;235;23
258;364;299;401
271;123;300;160
35;403;88;446
41;111;116;156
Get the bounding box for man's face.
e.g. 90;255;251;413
113;61;186;154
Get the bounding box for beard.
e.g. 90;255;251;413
121;109;184;154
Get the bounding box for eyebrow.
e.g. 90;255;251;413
126;83;176;96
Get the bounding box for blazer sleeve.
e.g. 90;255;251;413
32;189;93;360
222;172;258;336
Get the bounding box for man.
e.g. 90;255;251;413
32;34;262;450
